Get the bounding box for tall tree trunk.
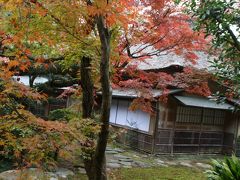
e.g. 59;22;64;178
92;15;112;180
80;56;95;179
81;56;94;118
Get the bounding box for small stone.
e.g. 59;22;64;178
47;172;58;179
165;161;178;166
156;159;165;164
157;163;168;167
108;159;119;163
119;158;133;162
196;163;211;169
55;168;74;178
134;161;150;168
106;147;125;153
107;163;121;169
106;150;118;154
78;167;86;174
119;161;132;166
106;168;111;172
106;147;114;151
114;154;130;159
114;148;125;153
132;155;139;158
180;162;193;168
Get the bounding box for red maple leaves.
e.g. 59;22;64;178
112;65;212;113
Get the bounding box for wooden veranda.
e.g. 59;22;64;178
117;127;234;155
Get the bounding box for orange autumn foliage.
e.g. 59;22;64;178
0;57;96;168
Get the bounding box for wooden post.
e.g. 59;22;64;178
198;108;204;155
234;113;239;154
152;102;160;154
171;108;176;156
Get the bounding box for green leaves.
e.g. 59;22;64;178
184;0;240;99
48;108;75;122
186;0;239;50
206;155;240;180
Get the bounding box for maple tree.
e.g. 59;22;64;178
109;0;212;113
112;65;212;113
0;4;95;178
0;0;112;179
113;0;209;69
0;64;94;168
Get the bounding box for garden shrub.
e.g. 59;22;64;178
0;108;99;170
0;77;98;170
0;109;76;169
206;155;240;180
48;108;74;121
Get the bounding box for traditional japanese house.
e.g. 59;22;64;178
109;88;239;154
109;52;240;155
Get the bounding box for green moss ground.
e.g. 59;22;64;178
108;166;206;180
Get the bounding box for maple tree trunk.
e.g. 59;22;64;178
92;15;112;180
81;56;94;118
80;56;95;179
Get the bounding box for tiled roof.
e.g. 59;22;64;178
175;95;234;110
111;88;182;98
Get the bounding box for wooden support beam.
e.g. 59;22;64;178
171;108;177;155
234;113;240;154
152;102;160;154
198;108;204;155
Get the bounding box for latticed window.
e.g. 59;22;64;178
176;106;225;125
203;109;225;125
202;109;214;124
176;106;201;123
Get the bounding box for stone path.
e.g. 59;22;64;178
106;147;151;169
105;146;212;170
0;145;214;180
